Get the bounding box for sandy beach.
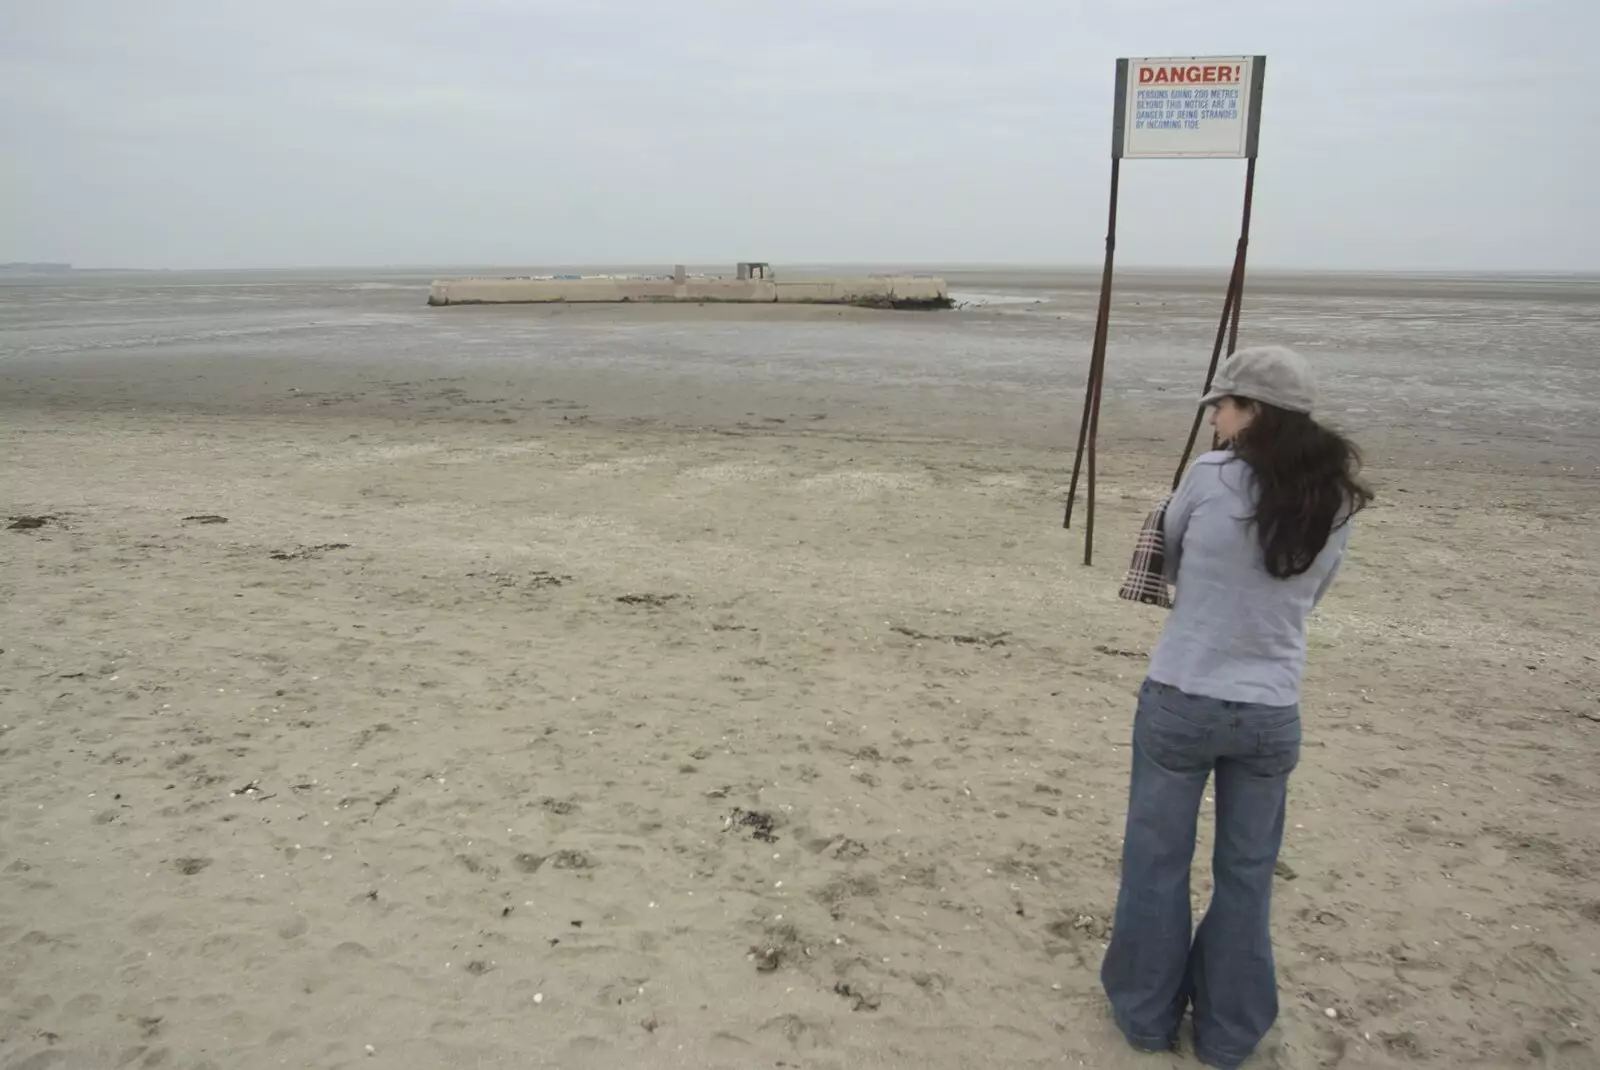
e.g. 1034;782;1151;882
1;269;1597;1070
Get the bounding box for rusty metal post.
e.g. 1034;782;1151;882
1063;156;1122;564
1171;254;1242;488
1082;273;1113;565
1225;155;1257;356
1171;155;1258;487
1063;326;1101;530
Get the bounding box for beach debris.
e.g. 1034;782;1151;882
751;946;783;972
1045;914;1112;940
352;723;395;749
528;569;569;587
181;514;229;524
456;854;499;877
704;786;731;799
533;993;544;1005
540;796;579;815
890;624;1009;647
270;543;350;561
229;779;276;802
1071;914;1112;938
7;515;58;531
365;1045;376;1056
1274;859;1299;881
512;853;546;874
616;593;679;608
469;568;569;591
831;838;869;860
833;981;881;1012
465;960;493;976
549;849;595;870
724;808;778;843
174;857;211;876
1324;1007;1339;1019
1093;644;1145;659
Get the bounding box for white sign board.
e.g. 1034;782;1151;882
1114;55;1264;159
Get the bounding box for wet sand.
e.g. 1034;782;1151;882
1;270;1597;1069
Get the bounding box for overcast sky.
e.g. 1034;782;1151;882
2;0;1594;271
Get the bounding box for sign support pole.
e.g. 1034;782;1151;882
1063;54;1264;565
1081;155;1123;566
1172;154;1258;487
1227;154;1257;354
1062;154;1122;564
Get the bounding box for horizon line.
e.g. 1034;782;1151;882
8;262;1600;278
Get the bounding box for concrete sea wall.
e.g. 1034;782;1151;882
427;275;951;309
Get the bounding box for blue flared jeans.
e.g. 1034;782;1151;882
1101;679;1301;1068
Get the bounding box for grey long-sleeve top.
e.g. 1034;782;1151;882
1148;451;1350;707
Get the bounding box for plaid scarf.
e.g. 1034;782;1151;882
1118;495;1173;609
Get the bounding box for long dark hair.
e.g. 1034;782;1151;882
1229;401;1374;579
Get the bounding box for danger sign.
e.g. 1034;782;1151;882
1114;55;1265;159
1138;62;1243;86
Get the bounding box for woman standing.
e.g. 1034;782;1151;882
1101;346;1372;1068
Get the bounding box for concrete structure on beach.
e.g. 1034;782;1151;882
427;263;951;309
